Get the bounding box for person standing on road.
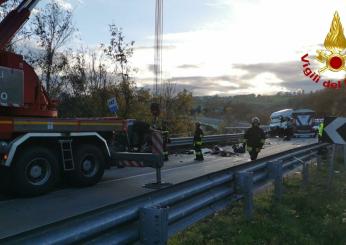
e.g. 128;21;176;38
193;122;204;161
318;121;324;142
132;121;151;152
284;117;293;141
244;117;266;161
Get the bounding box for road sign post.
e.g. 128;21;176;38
140;206;168;245
236;171;254;220
316;152;322;170
302;160;309;188
268;161;283;201
328;145;336;188
344;145;346;169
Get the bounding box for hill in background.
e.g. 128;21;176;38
192;89;346;127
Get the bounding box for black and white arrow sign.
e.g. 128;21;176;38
323;117;346;145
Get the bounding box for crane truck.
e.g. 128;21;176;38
0;0;151;196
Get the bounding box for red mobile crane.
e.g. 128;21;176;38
0;0;139;196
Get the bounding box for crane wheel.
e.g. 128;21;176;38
13;146;60;197
67;144;105;187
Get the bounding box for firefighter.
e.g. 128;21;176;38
132;121;151;152
284;117;293;141
244;117;266;161
193;122;204;161
318;121;324;142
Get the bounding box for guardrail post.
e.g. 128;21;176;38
268;160;283;201
302;160;309;188
344;145;346;169
328;144;336;188
316;152;322;170
140;206;169;245
236;171;254;220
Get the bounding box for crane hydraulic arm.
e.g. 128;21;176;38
0;0;40;50
0;0;57;118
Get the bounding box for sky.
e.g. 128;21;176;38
34;0;346;96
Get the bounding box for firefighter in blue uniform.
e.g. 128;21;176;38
244;117;266;161
193;122;204;161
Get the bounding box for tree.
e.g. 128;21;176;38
102;24;135;117
31;2;75;96
160;80;177;120
61;48;87;97
88;50;109;90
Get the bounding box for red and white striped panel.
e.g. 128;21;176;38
151;130;163;155
118;160;145;168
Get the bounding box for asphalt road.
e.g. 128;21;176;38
0;137;317;239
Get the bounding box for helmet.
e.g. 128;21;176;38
251;117;260;124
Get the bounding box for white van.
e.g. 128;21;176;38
269;109;293;137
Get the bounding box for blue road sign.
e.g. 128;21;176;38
107;97;119;114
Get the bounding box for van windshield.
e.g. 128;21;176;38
271;118;281;123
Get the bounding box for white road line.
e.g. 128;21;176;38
100;156;247;185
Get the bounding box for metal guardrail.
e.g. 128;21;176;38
168;133;243;148
225;125;270;134
1;142;330;244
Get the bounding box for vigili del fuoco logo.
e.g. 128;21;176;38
301;11;346;89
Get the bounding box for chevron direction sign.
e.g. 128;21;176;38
322;117;346;144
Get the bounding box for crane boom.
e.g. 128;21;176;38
0;0;57;118
0;0;40;50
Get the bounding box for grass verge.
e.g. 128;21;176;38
169;157;346;245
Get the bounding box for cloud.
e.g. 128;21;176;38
177;64;200;69
233;61;317;91
53;0;73;10
204;0;258;8
137;75;251;96
132;0;346;96
137;60;321;96
233;61;300;82
134;45;176;51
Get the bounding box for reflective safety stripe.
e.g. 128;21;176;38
318;123;324;136
194;141;203;146
260;139;265;144
247;146;252;152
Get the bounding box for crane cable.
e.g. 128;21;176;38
154;0;163;98
150;0;163;129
